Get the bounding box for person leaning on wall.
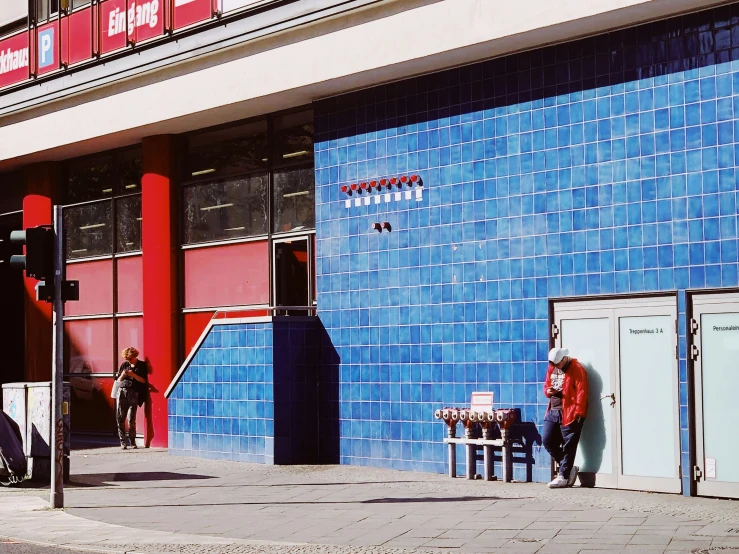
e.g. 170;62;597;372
542;347;589;489
114;347;149;450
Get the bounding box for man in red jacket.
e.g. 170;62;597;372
543;347;589;488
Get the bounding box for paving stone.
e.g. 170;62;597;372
2;450;739;554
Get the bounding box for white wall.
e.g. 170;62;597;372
0;0;27;29
0;0;730;167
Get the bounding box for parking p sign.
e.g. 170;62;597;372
38;27;54;69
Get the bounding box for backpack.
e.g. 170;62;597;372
0;411;27;485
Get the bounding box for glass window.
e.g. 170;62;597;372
35;0;59;22
186;120;268;179
183;174;269;244
64;201;113;259
273;110;314;166
273;165;314;233
65;148;141;203
72;0;90;8
66;153;114;203
0;173;24;214
116;148;143;195
116;195;142;253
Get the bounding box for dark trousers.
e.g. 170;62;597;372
116;386;139;446
542;409;583;479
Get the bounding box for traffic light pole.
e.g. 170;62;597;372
50;205;64;509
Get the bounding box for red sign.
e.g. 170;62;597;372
133;0;165;42
0;31;30;89
36;20;60;76
100;0;129;54
64;7;93;66
174;0;212;30
100;0;165;53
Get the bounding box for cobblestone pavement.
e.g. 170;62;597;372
1;448;739;553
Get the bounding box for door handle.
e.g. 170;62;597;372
601;393;616;407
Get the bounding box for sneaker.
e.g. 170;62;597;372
547;475;568;488
121;445;127;450
132;444;138;450
567;466;579;487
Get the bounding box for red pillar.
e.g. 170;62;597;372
142;135;178;448
22;164;57;383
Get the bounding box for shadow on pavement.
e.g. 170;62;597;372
70;495;531;509
67;472;216;488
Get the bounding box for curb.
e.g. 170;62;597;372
2;535;127;553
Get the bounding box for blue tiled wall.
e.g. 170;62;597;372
168;317;336;464
169;322;275;463
314;3;739;488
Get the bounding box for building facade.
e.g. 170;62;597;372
1;0;739;499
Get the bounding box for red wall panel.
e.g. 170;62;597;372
66;260;114;316
117;255;143;313
65;318;114;375
184;241;269;309
183;311;214;362
117;317;144;358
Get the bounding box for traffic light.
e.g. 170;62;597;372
9;226;54;281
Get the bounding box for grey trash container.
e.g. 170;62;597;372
2;382;71;482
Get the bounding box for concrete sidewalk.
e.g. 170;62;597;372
1;448;739;554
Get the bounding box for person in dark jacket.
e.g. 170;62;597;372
543;347;589;488
115;347;148;450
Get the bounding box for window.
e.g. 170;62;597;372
66;153;114;204
64;201;113;259
273;165;314;233
35;0;59;22
63;146;143;259
183;174;269;244
185;120;268;179
65;148;141;204
116;195;142;253
272;110;313;166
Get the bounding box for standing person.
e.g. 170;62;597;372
115;347;148;450
542;347;589;488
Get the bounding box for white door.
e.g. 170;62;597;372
693;293;739;499
553;297;681;493
615;308;681;493
555;310;617;488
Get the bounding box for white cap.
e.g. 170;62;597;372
548;347;569;365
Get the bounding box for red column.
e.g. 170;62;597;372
142;135;178;448
22;164;58;382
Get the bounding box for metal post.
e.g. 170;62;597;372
448;443;456;478
501;428;513;483
50;205;64;509
465;444;475;479
481;428;494;481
